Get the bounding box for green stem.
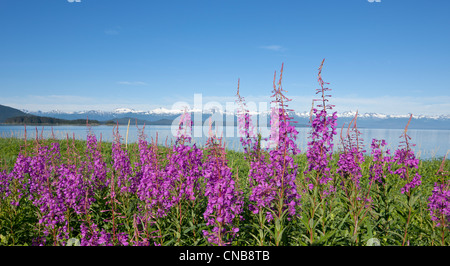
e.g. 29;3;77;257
402;194;413;246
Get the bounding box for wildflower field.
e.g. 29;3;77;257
0;61;449;246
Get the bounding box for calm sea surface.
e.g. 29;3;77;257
1;125;449;160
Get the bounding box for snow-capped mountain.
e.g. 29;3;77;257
25;108;450;129
294;110;450;120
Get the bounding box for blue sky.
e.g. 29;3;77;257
0;0;449;115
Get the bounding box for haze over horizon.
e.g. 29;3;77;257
1;0;449;116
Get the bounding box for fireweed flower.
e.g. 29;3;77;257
1;153;30;207
392;115;422;194
427;155;450;231
337;147;365;188
166;143;203;203
86;131;132;246
428;182;450;228
264;105;301;219
55;163;92;216
369;138;393;184
391;115;422;246
242;64;301;222
95;228;129;246
337;113;366;189
306;109;337;187
305;59;338;196
135;126;174;245
0;169;9;199
235;79;275;218
75;133;110;246
112;127;138;195
80;221;101;246
393;148;422;194
136;130;172;219
83;133;108;190
336;113;375;244
26;142;72;245
202;128;244;246
166;111;203;205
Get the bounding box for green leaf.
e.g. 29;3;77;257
300;215;311;230
316;229;336;245
366;221;373;240
182;224;198;234
409;194;420;207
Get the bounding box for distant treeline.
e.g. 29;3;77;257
3;115;175;126
3;115;311;128
4;115;100;125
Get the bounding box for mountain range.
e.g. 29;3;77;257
23;106;450;130
1;104;449;129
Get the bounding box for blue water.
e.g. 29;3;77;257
0;125;449;160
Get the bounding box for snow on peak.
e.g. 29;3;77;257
113;108;141;114
29;106;450;120
148;107;184;115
